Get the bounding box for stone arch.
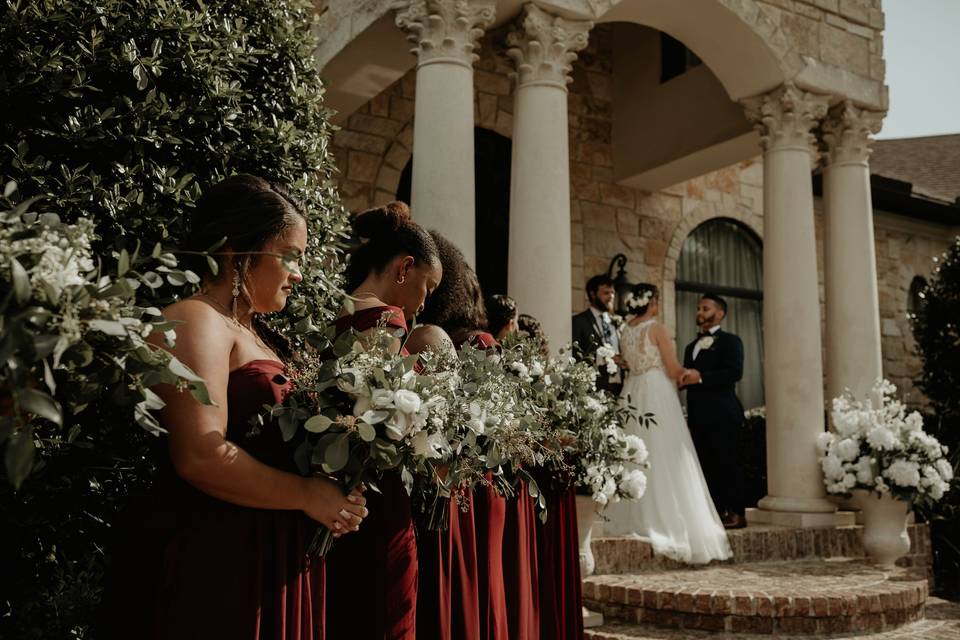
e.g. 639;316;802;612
599;0;803;100
661;204;763;334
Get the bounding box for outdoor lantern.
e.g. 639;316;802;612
606;253;634;316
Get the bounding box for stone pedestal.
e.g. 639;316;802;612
742;85;842;526
505;4;591;348
395;0;495;267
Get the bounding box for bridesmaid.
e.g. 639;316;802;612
406;233;486;640
99;175;367;640
493;308;585;640
324;201;442;640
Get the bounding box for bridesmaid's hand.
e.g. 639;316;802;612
300;478;367;536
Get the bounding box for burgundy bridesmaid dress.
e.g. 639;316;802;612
101;360;325;640
457;331;509;640
325;306;419;640
502;482;541;640
534;471;584;640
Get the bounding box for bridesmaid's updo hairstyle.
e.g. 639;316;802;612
346;201;439;291
624;282;659;317
188;173;305;278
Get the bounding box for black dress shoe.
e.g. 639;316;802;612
722;513;746;530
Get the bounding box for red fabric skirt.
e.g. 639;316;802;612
502;481;540;640
416;489;481;640
325;472;418;639
474;483;509;640
536;485;584;640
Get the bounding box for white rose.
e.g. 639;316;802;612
411;430;448;460
384;411;412;441
935;458;954;482
593;490;609;506
371;388;395;409
816;432;834;453
842;473;857;489
904;412;923;432
511;362;529;378
529;361;544;377
854;456;875;484
621;469;647;500
884;459;920;487
836;438;860;462
866;425;897;451
821;454;844;480
394;389;422;415
624;435;648;464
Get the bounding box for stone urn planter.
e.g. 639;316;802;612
575;494;604;628
854;489;911;568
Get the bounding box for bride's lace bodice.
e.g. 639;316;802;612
620;319;663;376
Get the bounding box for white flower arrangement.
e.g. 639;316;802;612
817;379;954;505
595;343;619;375
624;289;654;316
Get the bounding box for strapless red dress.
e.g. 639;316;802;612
324;306;419;640
100;359;325;640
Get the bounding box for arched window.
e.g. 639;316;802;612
676;218;764;410
907;275;927;318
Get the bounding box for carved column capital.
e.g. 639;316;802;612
506;3;592;90
394;0;496;69
741;84;830;160
821;102;885;167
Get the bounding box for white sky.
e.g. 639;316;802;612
877;0;960;139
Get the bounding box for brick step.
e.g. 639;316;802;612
584;596;960;639
590;524;931;575
583;559;929;636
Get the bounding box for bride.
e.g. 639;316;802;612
603;283;732;564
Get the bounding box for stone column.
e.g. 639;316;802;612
395;0;495;268
505;4;591;347
742;85;844;527
821;103;886;402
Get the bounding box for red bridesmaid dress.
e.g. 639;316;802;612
324;306;419;640
534;471;584;640
100;360;325;640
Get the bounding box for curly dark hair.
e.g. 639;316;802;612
418;230;488;336
486;294;517;337
517;313;549;355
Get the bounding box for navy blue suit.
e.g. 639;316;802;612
683;328;746;517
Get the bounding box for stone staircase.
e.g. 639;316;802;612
581;523;950;638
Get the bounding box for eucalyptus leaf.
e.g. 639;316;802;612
324;433;350;472
10;258;30;305
304;414;332;433
15;388;62;426
4;428;36;490
357;421;376;442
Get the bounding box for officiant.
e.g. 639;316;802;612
572;274;626;395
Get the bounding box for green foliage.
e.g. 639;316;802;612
0;1;348;635
0;0;349;322
911;236;960;598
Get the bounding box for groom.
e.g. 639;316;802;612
680;293;746;529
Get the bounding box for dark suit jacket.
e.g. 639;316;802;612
683;328;745;429
572;309;614;392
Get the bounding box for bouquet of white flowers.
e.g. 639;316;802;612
263;325;454;554
818;379;954;505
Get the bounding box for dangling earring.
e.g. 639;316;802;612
231;260;241;318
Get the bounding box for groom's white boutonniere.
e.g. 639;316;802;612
697;335;716;350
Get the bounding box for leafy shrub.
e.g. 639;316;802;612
0;1;347;636
911;236;960;598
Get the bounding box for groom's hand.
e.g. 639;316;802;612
681;369;702;386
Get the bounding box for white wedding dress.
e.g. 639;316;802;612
603;319;732;564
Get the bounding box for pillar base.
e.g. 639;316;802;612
583;606;604;628
757;494;839;514
746;507;856;528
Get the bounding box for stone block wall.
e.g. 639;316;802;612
756;0;886;81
